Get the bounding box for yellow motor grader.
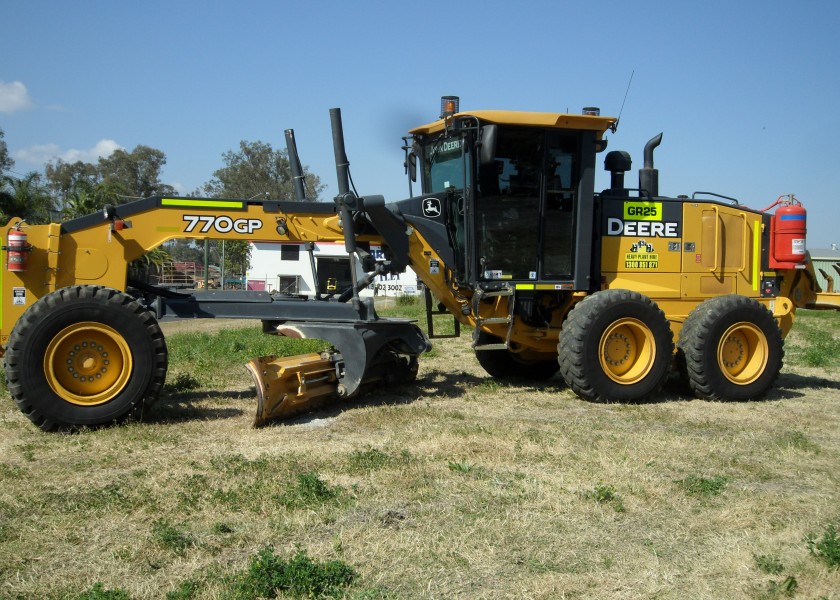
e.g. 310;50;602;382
2;98;838;430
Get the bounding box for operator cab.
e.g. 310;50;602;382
406;98;615;292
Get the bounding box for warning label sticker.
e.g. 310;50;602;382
13;287;26;305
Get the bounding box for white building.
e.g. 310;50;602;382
246;242;421;298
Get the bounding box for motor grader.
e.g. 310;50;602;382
2;98;839;431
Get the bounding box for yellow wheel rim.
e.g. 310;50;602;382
599;318;656;385
717;322;768;385
44;322;133;406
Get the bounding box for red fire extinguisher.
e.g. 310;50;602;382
762;195;807;268
774;201;807;264
5;226;31;272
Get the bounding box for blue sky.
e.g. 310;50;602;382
2;0;839;248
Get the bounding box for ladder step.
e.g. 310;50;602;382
480;289;513;298
474;343;508;351
478;317;512;325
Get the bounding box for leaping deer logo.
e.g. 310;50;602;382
423;198;442;217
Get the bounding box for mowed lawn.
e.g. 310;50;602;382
1;306;838;599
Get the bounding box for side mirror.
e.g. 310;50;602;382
407;152;417;182
479;124;498;167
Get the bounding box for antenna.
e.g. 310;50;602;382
613;69;635;132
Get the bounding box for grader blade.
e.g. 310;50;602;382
247;352;340;426
248;318;430;426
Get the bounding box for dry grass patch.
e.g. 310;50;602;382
0;310;839;598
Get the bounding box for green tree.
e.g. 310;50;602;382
44;159;99;207
128;245;173;282
61;181;124;220
98;145;176;199
44;145;176;218
0;127;13;176
0;172;54;224
201;140;323;201
219;238;249;283
200;140;324;277
164;239;207;264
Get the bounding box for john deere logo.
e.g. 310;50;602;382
423;198;442;218
623;201;662;221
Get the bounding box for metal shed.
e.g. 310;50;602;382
809;246;840;292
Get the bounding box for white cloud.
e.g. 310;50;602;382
0;80;34;113
14;139;124;165
64;139;124;163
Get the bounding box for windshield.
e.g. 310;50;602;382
422;135;467;193
419;133;470;278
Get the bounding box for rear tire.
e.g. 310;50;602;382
474;330;560;380
558;290;673;402
677;295;782;400
4;286;168;431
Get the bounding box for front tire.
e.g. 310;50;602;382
4;286;168;430
678;295;782;401
558;290;673;402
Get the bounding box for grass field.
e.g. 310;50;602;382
1;302;839;599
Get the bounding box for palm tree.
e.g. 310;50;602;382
0;172;54;225
63;187;99;220
61;180;125;220
128;246;173;283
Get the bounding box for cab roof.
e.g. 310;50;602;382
409;110;618;138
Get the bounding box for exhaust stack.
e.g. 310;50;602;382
639;133;663;198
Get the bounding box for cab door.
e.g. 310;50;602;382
540;132;581;280
474;127;543;281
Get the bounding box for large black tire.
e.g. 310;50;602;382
677;295;783;401
558;290;673;402
474;330;560;380
4;286;168;431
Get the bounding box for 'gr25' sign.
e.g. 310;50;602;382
603;200;682;238
183;215;263;234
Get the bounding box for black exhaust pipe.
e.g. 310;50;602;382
284;129;307;201
330;108;352;197
639;133;663;198
329;107;357;253
329;108;362;306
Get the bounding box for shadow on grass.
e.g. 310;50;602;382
147;370;490;426
146;389;251;424
775;372;840;394
658;371;840;404
276;369;490;426
143;369;840;427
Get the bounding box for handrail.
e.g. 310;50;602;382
709;206;720;273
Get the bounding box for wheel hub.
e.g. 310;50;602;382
599;318;655;384
722;333;745;368
45;322;132;406
717;322;768;385
604;332;632;366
